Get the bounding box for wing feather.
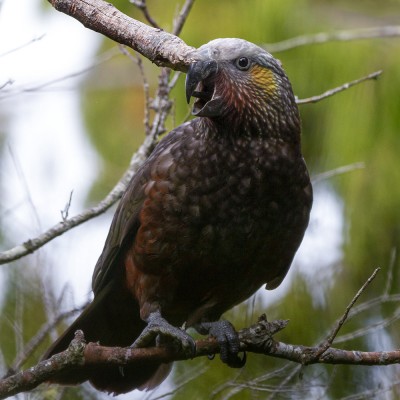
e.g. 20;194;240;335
91;123;193;294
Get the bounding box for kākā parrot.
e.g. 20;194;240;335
43;38;313;395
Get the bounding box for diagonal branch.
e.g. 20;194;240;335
47;0;196;71
173;0;197;36
130;0;161;29
0;133;155;265
297;70;383;104
308;268;380;362
1;0;197;266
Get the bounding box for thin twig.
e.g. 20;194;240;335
213;364;295;400
137;55;152;136
14;288;24;368
60;190;73;221
383;248;397;297
130;0;161;29
118;45;151;135
0;133;156;265
296;70;383;104
172;0;196;36
0;48;119;100
148;364;209;400
149;68;174;137
8;305;86;373
7;145;42;231
0;80;14;91
267;365;303;400
312;162;365;184
334;309;400;344
311;268;381;361
0;34;45;58
168;70;182;91
265;25;400;53
340;380;400;400
347;293;400;321
255;275;385;398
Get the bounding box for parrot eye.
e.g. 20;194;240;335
235;57;250;70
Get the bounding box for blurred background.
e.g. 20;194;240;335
0;0;400;398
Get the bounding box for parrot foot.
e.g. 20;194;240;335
132;311;196;358
195;319;246;368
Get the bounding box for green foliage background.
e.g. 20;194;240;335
1;0;400;398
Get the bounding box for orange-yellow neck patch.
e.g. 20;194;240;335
250;65;277;96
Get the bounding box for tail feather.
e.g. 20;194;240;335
43;280;171;394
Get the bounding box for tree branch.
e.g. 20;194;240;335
265;25;400;53
7;305;86;374
2;314;400;399
312;162;365;184
172;0;196;36
0;0;200;265
0;133;155;265
0;34;46;58
130;0;161;30
0;330;86;399
0;80;14;91
47;0;195;71
1;0;194;265
309;268;380;362
297;70;383;104
119;45;152;135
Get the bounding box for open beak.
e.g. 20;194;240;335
185;60;222;117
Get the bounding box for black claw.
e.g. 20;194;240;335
195;319;244;367
226;351;247;368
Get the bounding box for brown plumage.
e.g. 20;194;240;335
43;38;312;394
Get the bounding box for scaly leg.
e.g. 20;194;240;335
132;311;196;357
